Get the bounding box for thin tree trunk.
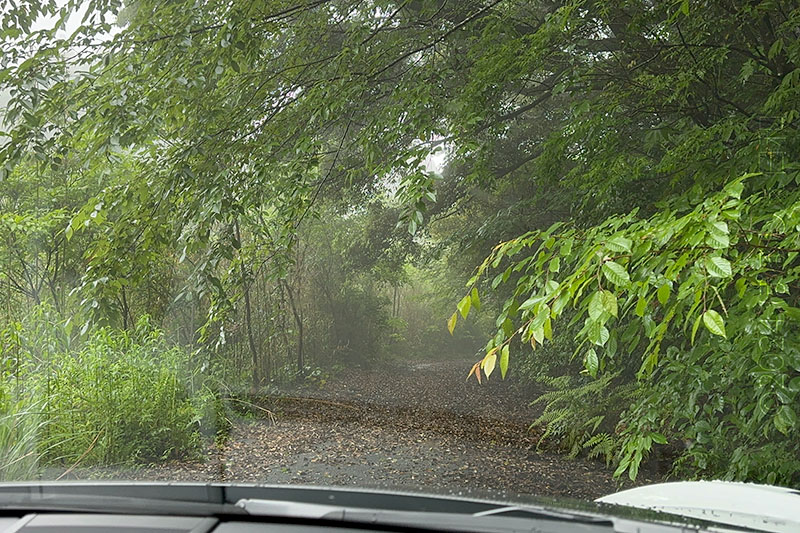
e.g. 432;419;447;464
234;221;260;392
281;279;304;378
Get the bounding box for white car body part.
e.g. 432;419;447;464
596;481;800;533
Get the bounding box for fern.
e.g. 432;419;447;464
530;372;638;464
583;433;615;465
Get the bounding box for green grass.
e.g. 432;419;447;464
0;310;224;478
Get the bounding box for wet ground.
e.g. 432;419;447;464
58;359;659;500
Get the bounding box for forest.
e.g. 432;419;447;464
1;0;799;488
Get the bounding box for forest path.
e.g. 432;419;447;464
119;359;656;500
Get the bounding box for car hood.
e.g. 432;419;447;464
596;480;800;533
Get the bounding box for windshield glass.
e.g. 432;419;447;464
1;0;798;506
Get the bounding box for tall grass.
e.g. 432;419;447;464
0;404;46;481
0;308;222;478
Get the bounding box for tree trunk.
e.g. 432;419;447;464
281;279;304;378
234;221;260;392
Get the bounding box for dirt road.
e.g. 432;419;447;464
76;359;655;500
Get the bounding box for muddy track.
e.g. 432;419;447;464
58;359;658;500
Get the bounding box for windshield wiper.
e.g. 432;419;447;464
236;498;642;533
0;493;245;517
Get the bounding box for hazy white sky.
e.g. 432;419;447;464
30;1;88;38
0;2;109;115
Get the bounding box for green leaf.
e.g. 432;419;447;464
447;312;457;335
605;236;632;253
532;325;545;344
552;292;569;316
702;309;726;338
543;317;553;341
657;283;670;305
491;274;503;289
650;432;667;445
635;297;647;317
773;405;797;435
549;256;560;272
691;314;702;344
601;290;618;317
584;348;598;378
705;256;732;278
499;345;509;379
710;221;729;236
519;295;543;311
705;228;730;249
588;291;604;320
532;304;550;329
768;38;784;60
613;456;631;478
470;287;481;311
724;180;745;200
602;261;630;287
629;458;640;481
588;320;610;346
457;294;471;319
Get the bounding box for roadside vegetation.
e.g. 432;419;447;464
1;0;799;488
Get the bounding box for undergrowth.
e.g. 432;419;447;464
0;308;228;478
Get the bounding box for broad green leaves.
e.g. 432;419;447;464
705;221;730;249
456;171;800;483
601;261;630;287
470;287;481;311
704;256;732;278
588;291;617;321
6;0;800;489
657;283;670;305
457;294;471;319
774;405;798;435
605;236;632;253
601;291;618;317
702;309;726;338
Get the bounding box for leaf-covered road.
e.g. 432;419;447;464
64;360;657;500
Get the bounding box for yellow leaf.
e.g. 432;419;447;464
484;352;497;378
447;312;457;335
466;362;479;382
